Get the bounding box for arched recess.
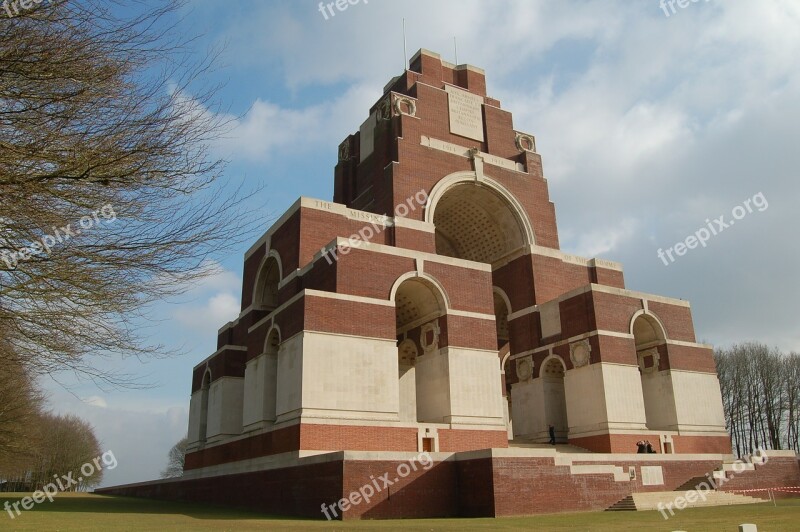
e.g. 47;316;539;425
540;355;568;443
500;344;514;439
426;172;535;264
199;368;212;443
393;275;448;423
263;326;281;423
631;312;675;430
493;287;511;350
253;251;282;312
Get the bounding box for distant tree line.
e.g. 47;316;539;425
715;342;800;457
0;409;103;492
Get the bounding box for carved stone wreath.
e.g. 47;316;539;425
515;133;536;153
420;322;440;355
516;357;533;381
569;339;592;368
637;348;661;374
338;140;351;162
393;96;417;117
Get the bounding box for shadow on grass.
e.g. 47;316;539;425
0;493;304;521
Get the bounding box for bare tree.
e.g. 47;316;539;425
0;0;260;385
161;436;188;478
0;354;43;460
716;342;800;456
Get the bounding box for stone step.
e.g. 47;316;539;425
605;495;636;512
632;491;763;511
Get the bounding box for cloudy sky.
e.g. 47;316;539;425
43;0;800;487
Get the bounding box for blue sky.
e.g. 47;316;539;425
42;0;800;487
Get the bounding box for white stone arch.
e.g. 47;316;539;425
540;353;567;375
493;286;512;348
263;324;282;352
493;286;512;315
391;273;450;424
630;310;675;431
424;171;536;247
252;249;284;309
500;345;513;370
389;271;451;311
199;367;212;443
628;310;668;342
539;353;568;443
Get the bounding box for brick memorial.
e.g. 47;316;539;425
98;49;800;519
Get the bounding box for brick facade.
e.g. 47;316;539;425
129;49;774;520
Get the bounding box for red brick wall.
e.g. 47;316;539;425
99;460;344;519
673;435;733;454
648;301;697;343
424;262;494;314
438;429;508;452
341;460;458;519
184;424;300;470
718;456;800;499
490;456;724;516
444;314;497;351
591;291;643;333
102;452;752;520
569;433;731;455
493;255;536;313
303;295;394;340
532;256;591;304
665;343;717;373
300;424;418;452
591;266;625;288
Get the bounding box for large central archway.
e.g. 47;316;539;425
427;174;534;265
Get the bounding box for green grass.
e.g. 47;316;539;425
1;493;799;531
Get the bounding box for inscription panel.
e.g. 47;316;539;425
641;466;665;486
445;85;485;142
359;112;377;162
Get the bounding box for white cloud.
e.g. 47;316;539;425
174;291;240;333
83;395;108;408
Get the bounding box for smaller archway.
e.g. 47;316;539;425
199;369;212;443
493;288;511;350
632;312;676;430
254;253;282;312
541;355;568;443
263;327;281;423
393;276;448;423
500;346;514;439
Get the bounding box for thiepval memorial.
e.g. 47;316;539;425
101;50;799;519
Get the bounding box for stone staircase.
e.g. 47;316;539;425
606;491;763;512
605;495;636;511
631;491;763;511
606;451;771;512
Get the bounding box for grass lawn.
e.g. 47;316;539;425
1;493;799;531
